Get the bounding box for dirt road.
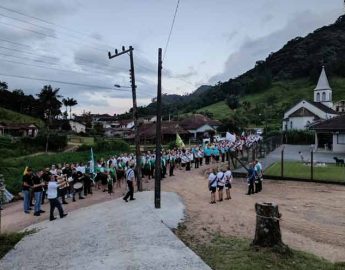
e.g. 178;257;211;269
162;166;345;263
1;163;344;262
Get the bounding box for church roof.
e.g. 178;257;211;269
314;66;331;91
309;101;337;114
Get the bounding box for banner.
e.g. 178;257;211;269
176;133;185;148
89;147;95;174
226;132;236;142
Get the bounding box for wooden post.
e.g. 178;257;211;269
310;150;313;181
281;148;284;178
155;48;162;209
253;202;287;249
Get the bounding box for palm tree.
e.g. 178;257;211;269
62;98;69;120
62;97;78;120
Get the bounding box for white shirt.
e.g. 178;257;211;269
47;181;58;199
208;173;218;188
126;169;135;181
216;172;225;186
76;165;86;174
224;170;232;183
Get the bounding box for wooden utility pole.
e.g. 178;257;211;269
281;147;284;178
155;48;163;209
108;46;142;191
310;149;314;181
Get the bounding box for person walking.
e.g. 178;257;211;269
254;159;263;192
123;163;136;202
216;168;225;201
224;166;233;200
47;175;67;221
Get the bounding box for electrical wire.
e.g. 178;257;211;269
0;73;130;92
0;37;30;48
163;0;181;61
0;44;57;60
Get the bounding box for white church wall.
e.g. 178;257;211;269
285;116;315;131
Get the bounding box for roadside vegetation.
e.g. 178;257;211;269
0;230;34;259
175;224;345;270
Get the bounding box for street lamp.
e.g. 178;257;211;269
114;84;132;89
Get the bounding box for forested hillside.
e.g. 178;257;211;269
128;15;345;131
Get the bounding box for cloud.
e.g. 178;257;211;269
209;9;342;84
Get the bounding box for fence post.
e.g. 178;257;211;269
310;150;313;181
281;147;284;178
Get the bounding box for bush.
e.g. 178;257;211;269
21;133;67;151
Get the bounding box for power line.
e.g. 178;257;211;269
0;52;57;65
0;4;114;49
163;0;181;61
0;44;57;60
0;73;130;92
0;37;30;48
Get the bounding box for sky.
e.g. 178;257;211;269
0;0;343;115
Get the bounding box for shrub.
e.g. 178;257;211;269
283;130;314;145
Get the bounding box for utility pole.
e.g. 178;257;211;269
108;46;142;191
155;48;163;209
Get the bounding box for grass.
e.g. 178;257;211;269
265;162;345;183
0;230;34;259
196;101;234;120
0;107;45;128
176;226;345;270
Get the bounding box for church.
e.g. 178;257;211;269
282;66;339;131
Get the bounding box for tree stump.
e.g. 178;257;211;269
253;202;284;248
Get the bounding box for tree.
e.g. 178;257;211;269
226;95;240;110
62;97;78;120
0;81;8;91
36;85;62;152
36;85;62;123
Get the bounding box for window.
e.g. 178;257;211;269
316;93;320;102
322;92;326;101
337;134;345;145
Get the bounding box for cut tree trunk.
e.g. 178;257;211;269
253;202;284;248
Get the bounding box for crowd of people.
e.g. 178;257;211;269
20;134;263;219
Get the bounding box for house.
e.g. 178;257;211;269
69;120;86;133
119;119;135;129
0;123;38;137
282;67;338;131
179;114;221;139
139;121;188;144
309;114;345;152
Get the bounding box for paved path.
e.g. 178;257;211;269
234;144;343;173
0;191;211;270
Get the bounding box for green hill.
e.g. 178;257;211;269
0;107;44;128
127;15;345;131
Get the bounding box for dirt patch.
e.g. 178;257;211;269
162;166;345;263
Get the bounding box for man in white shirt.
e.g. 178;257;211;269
47;175;67;221
123;163;136;202
208;168;218;204
216;169;225;202
224;166;233;200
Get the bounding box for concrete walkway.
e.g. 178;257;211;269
0;192;211;270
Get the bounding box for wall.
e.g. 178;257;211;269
333;133;345;153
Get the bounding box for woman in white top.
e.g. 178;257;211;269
224;166;233;200
216;169;225;201
208;168;218;204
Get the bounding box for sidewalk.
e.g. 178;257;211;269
0;191;211;270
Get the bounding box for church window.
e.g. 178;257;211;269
316;93;320;102
322;92;326;101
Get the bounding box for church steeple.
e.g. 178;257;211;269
314;66;333;108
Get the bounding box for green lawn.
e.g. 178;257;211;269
182;234;345;270
265;162;345;183
196;101;234;121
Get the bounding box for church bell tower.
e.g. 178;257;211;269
314;66;333;108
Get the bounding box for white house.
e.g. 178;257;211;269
310;114;345;152
179;114;221;139
69;120;86;133
282;66;338;131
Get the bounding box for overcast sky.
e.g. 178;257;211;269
0;0;343;115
